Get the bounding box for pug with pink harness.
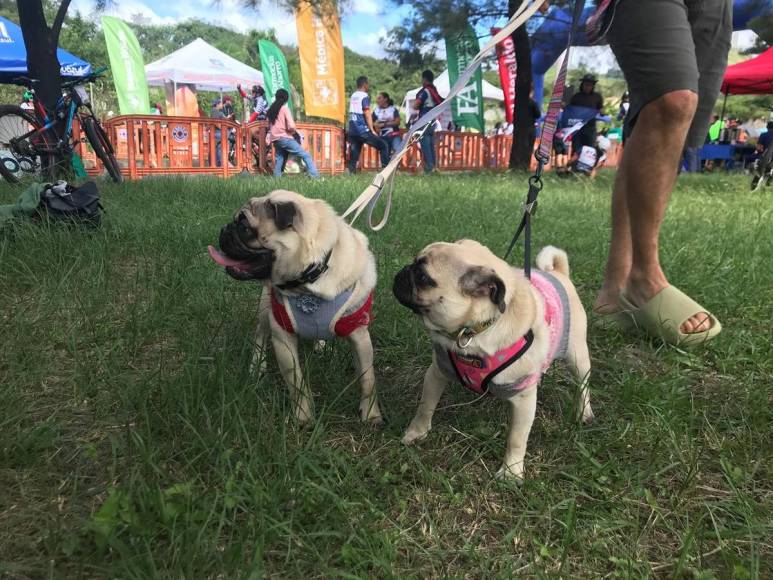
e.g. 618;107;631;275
393;240;594;480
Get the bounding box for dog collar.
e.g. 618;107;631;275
437;317;500;349
276;250;332;290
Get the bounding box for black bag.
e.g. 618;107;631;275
38;180;102;226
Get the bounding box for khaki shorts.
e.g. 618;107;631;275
607;0;732;148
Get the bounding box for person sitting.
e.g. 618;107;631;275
347;76;389;173
373;92;402;158
267;88;319;178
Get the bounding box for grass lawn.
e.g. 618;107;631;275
0;171;771;578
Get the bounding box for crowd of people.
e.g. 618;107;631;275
346;70;443;174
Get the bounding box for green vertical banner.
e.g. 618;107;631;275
445;25;483;131
101;16;150;115
258;39;292;112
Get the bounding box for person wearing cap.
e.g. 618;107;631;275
569;73;604;153
592;0;729;346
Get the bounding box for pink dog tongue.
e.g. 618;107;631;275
208;245;251;269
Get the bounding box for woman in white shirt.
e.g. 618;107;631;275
373;92;402;157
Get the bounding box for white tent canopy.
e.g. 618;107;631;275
402;69;504;116
145;38;264;92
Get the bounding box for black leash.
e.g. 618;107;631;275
503;0;586;279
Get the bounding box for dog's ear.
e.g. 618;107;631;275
266;200;297;230
460;266;507;313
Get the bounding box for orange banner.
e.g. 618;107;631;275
295;1;345;123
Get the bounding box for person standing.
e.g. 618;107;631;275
568;73;604;154
238;83;268;122
594;0;729;345
373;92;402;157
267;88;319;179
413;69;443;174
210;98;226;168
347;76;389;173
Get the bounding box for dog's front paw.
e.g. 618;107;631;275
359;396;383;426
495;463;524;482
580;404;595;424
401;420;430;445
293;399;314;426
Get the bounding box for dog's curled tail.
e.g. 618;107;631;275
536;246;570;277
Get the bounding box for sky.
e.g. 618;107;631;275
69;0;408;58
69;0;759;68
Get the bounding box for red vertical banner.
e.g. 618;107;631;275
491;27;516;124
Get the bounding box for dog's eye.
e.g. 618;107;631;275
237;215;257;240
416;270;433;287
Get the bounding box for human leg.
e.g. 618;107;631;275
348;134;364;173
420;128;436;173
272;142;286;177
599;0;727;335
280;138;319;178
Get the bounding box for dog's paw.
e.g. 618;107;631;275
359;397;383;426
293;402;315;426
495;463;524;482
579;404;595;424
401;424;430;446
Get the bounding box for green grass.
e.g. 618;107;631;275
1;172;771;578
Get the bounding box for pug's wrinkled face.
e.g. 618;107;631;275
209;190;309;281
393;240;507;333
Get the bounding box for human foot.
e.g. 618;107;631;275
624;277;713;334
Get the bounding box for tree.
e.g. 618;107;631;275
16;0;73;117
386;0;558;170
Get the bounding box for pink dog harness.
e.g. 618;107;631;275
436;271;570;398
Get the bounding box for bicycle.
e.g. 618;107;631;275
751;145;772;192
0;67;122;184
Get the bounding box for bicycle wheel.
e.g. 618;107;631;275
81;115;122;183
0;104;54;184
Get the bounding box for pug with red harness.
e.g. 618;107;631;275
209;190;382;425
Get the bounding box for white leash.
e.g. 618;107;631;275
341;0;545;231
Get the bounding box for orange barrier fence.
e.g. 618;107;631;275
75;115;621;179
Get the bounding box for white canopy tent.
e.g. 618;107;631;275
402;69;504;124
145;38;264;92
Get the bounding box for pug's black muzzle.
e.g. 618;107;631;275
218;222;275;281
393;265;421;313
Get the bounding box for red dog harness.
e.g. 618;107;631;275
270;286;374;340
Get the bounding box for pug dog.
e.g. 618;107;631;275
393;240;593;480
209;189;382;425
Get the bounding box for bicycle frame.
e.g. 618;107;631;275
26;93;78;148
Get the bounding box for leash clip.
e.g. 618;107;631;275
456;328;474;349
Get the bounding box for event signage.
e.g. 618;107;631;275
491;27;516;124
258;39;292;112
445;25;484;132
101;16;150;115
295;1;345;123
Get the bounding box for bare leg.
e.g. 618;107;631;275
348;327;382;424
497;387;538;480
595;90;712;333
402;363;447;444
271;329;313;424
